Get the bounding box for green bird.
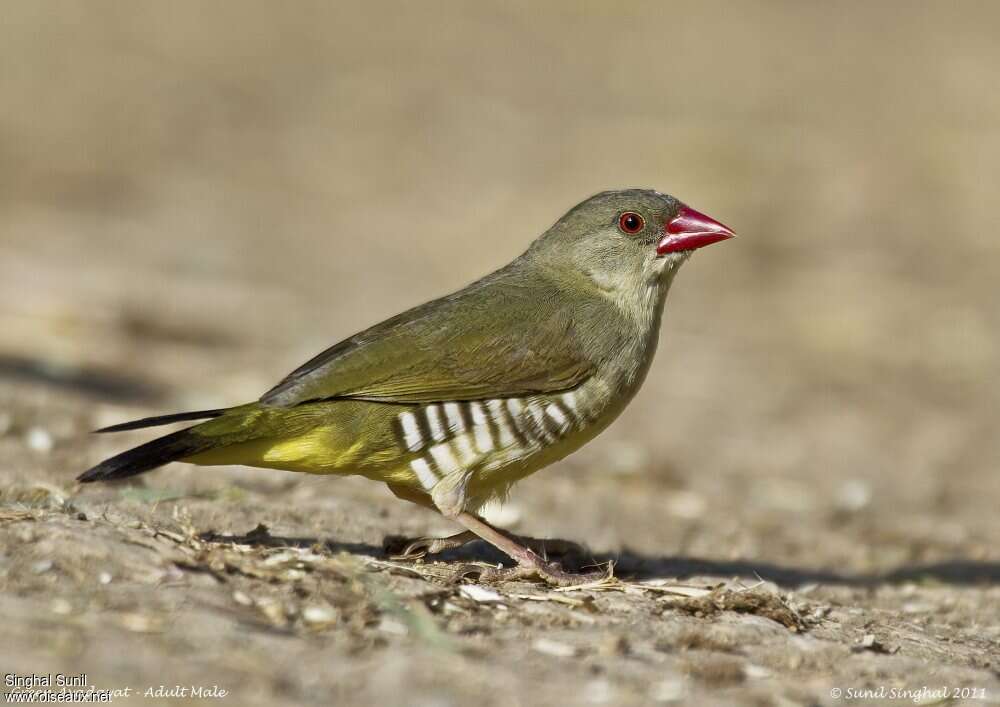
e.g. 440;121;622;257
79;189;735;585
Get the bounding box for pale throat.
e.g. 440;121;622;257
587;253;684;318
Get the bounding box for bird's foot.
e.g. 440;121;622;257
455;553;612;588
386;532;584;561
385;531;478;560
388;512;603;586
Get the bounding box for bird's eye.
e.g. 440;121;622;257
618;212;644;234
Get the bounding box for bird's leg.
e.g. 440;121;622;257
394;475;604;585
451;512;609;587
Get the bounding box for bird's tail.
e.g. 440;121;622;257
79;406;234;483
77;402;330;483
78;426;215;483
93;408;225;433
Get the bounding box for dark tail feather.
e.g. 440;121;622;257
78;428;210;483
95;409;226;433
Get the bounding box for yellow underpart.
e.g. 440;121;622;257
185;423;412;480
263;427;357;470
187;426;357;475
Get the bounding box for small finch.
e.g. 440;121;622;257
80;189;735;585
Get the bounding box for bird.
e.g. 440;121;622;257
79;189;735;585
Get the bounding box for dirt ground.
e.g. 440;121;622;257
1;2;999;705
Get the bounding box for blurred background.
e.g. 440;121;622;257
3;0;999;560
3;2;999;703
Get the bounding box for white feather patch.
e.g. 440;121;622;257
425;405;447;443
545;402;569;431
429;443;461;474
410;458;437;489
398;411;423;451
443;402;466;433
487;399;517;448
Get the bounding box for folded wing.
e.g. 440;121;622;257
260;273;596;407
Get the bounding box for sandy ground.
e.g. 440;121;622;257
1;2;999;705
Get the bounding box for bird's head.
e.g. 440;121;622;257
529;189;735;294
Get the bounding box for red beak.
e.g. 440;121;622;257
657;205;736;255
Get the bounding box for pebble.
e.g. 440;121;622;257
26;427;54;453
836;479;872;512
459;585;504;603
302;604;336;625
256;599;287;626
532;638;576;658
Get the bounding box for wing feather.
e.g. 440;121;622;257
260;269;597;407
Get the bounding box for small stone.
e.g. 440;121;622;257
532;638;576;658
302;604;336;625
808;605;832;621
25;427;54;453
232;591;253;606
852;633;898;654
459;584;504;603
99;572;113;585
262;550;298;566
836;479;871;512
32;560;53;574
255;599;287;627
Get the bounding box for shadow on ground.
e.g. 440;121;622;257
0;354;166;404
200;526;1000;588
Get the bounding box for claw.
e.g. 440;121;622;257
385;530;478;560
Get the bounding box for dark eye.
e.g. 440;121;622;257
618;211;644;234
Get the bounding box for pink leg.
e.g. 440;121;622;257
452;512;608;587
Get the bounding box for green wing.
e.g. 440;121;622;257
260;272;596;407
